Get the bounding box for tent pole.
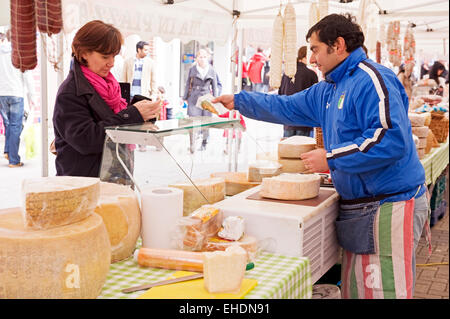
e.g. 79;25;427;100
40;35;49;177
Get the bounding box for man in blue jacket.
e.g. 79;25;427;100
213;14;429;299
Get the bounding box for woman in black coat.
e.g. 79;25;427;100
53;20;160;178
183;49;219;152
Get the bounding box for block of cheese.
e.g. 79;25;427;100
203;245;248;294
411;126;429;138
210;172;260;196
248;160;282;182
203;234;258;261
278;135;316;158
277;158;307;173
418;137;427;149
94;182;141;263
260;173;321;200
21;176;100;230
409;113;426;127
175;205;223;251
0;207;111;299
135;247;204;272
170;178;225;216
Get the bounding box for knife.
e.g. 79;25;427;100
122;262;255;294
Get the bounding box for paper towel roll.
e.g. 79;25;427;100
141;187;184;249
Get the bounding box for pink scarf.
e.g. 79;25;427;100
80;65;128;114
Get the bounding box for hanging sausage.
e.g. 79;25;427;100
35;0;63;36
10;0;37;72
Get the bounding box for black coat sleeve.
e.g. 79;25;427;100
53;92;143;155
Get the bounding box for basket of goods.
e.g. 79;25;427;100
429;112;449;143
315;127;324;149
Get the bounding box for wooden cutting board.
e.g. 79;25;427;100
246;188;335;207
138;271;258;299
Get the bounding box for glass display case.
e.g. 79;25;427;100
99;114;269;215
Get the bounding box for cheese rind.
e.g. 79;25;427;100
170;178;225;216
277;158;307;173
203;245;248;294
210;172;260;196
94;182;141;263
0;208;111;299
260;173;321;200
278;136;316;158
21;176;100;230
411;126;429;138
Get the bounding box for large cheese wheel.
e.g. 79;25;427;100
277;158;307;173
409;113;426;127
94;182;141;263
21;176;100;230
278;136;316;158
411;126;429;138
0;207;111;299
260;173;321;200
170;178;225;216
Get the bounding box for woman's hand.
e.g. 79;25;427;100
133;99;162;121
212;94;235;110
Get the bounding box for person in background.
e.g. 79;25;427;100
420;61;429;80
213;13;428;299
278;46;318;137
241;55;251;91
183;48;219;153
397;63;414;101
248;47;267;93
262;52;271;93
0;28;35;168
53;20;160;178
425;61;447;93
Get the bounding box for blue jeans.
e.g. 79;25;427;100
0;96;24;165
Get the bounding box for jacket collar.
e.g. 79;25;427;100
192;64;215;80
72;58;96;96
325;47;367;84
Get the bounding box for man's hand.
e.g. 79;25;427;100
300;148;329;173
134;99;162;121
212;94;235;110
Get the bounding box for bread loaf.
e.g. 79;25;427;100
260;173;321;200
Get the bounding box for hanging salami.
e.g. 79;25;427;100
10;0;37;72
35;0;63;36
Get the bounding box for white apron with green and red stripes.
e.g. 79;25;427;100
341;198;414;299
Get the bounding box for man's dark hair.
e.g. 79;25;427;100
136;40;149;52
306;13;365;53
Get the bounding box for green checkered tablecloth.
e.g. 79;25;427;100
99;248;312;299
421;139;449;185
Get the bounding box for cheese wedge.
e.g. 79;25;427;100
278;135;316;158
0;207;111;299
260;173;321;200
21;176;100;230
94;182;141;263
203;245;248;294
201;100;219;114
170;178;225;216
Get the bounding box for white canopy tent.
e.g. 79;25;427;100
0;0;448;177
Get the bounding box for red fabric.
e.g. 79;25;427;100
159;100;169;120
219;111;246;139
242;62;249;78
80;65;128;114
248;52;266;83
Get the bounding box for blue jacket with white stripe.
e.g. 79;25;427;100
234;47;425;203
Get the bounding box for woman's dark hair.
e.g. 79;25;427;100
429;61;445;85
72;20;123;66
306;13;365;53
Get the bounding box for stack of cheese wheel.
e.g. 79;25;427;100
94;182;141;263
409;112;430;159
170;178;225;216
260;173;321;200
277;136;316;173
1;176;111;299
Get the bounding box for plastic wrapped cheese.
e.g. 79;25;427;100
21;176;100;230
278;136;316;158
94;182;141;263
173;205;223;251
203;235;258;261
170;178;225;216
412;126;429;138
260;173;321;200
134;247;204;272
203;245;247;294
0;207;111;299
